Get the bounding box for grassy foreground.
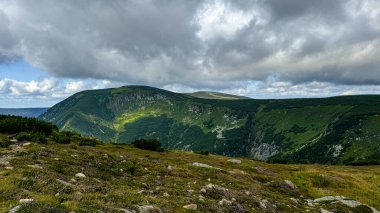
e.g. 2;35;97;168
0;139;379;212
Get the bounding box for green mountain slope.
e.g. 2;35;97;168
40;86;380;165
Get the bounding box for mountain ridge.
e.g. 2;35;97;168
40;85;380;165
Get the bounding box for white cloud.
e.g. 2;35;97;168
195;0;255;41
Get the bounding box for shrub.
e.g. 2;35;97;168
132;138;163;152
16;131;47;144
0;138;11;148
126;161;137;175
51;131;71;144
31;132;47;144
16;132;33;141
79;137;98;147
194;150;209;156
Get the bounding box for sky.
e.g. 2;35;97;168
0;0;380;107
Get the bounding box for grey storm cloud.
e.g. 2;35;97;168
0;0;380;88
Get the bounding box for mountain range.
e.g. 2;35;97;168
40;86;380;165
0;108;48;117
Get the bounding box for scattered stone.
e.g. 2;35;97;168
320;209;333;213
187;189;194;194
70;178;77;183
138;190;146;194
5;166;14;170
244;190;251;196
163;192;170;197
259;199;269;209
115;208;134;213
27;164;43;169
219;198;232;206
227;159;241;164
183;204;197;210
192;162;216;169
19;198;34;204
8;205;21;213
167;165;173;171
198;195;205;202
10;139;18;143
200;183;231;199
313;196;380;212
289;198;298;204
137;205;162;213
55;193;60;197
0;161;10;166
22;142;31;146
54;158;60;161
284;180;297;189
340;199;362;208
75;173;86;178
56;179;74;187
313;196;346;203
228;169;247;175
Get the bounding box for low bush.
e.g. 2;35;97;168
79;137;99;147
51;131;71;144
0;138;11;148
16;132;47;144
132;138;163;152
126;161;137;175
194;150;209;155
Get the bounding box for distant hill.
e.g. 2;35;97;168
0;108;48;117
40;85;380;165
185;91;250;100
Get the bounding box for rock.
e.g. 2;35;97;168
137;205;162;213
56;179;74;187
219;198;232;206
244;190;251;196
19;198;34;204
227;159;241;164
0;161;10;166
218;198;246;212
313;196;346;203
200;183;231;199
228;169;247;175
192;162;215;169
167;165;173;171
183;204;197;210
27;164;43;169
8;205;21;213
313;196;380;212
289;197;298;203
5;166;14;170
198;195;205;202
187;189;194;194
70;178;77;183
284;180;297;189
22;142;31;146
259;199;269;209
75;173;86;178
340;199;362;208
320;209;333;213
163;192;170;197
115;208;134;213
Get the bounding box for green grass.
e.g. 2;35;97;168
1;140;380;212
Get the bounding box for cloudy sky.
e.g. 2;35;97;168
0;0;380;107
